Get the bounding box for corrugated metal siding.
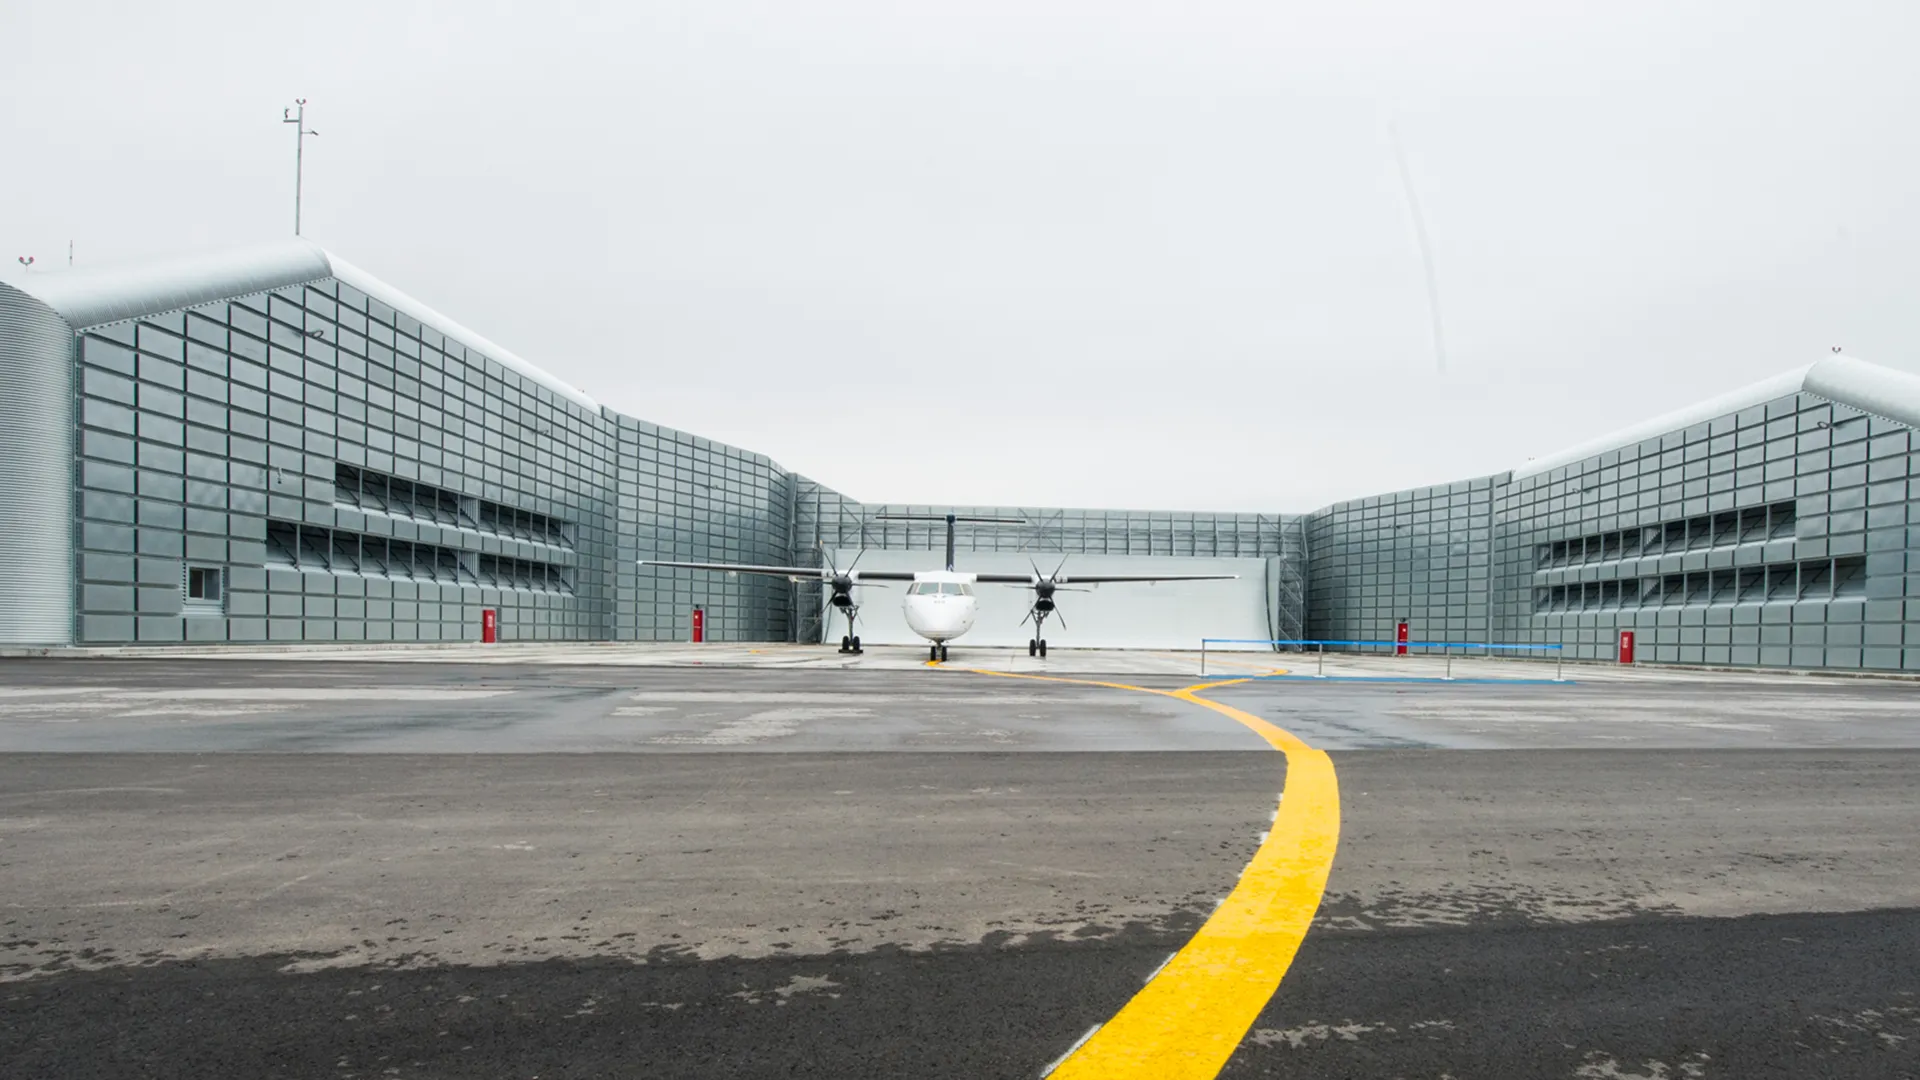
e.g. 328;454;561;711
0;284;76;644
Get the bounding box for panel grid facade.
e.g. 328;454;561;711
1309;392;1920;671
614;416;794;643
11;244;1920;672
1497;392;1918;670
1306;478;1496;647
67;279;617;644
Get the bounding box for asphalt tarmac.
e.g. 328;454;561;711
2;656;1918;1079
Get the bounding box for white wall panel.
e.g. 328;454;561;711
0;284;75;645
827;549;1271;651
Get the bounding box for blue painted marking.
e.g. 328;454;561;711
1248;674;1574;685
1203;638;1563;652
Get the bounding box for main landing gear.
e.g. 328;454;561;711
838;634;862;655
1027;638;1048;658
928;643;948;662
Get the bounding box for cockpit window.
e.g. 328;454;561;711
911;582;937;595
940;582;963;596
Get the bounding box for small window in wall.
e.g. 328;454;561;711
187;566;223;601
184;565;225;615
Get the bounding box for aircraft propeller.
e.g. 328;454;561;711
821;547;885;654
1019;556;1087;636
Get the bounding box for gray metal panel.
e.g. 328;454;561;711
326;254;599;412
0;283;77;644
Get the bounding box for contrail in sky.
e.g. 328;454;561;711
1389;119;1447;376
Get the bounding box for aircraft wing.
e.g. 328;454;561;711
970;572;1239;585
639;560;918;582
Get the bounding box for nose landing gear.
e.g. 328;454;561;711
929;643;949;662
1025;602;1053;659
833;596;862;654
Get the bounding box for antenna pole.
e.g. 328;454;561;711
282;99;318;235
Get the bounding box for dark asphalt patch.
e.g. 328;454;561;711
1223;906;1920;1079
10;908;1918;1079
0;916;1203;1080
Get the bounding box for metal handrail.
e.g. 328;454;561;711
1199;638;1564;681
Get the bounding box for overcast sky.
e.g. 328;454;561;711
4;1;1917;512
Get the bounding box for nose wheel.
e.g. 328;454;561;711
1026;604;1053;659
929;643;948;662
834;601;862;654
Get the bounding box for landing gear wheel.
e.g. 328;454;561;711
1038;639;1048;659
839;635;851;653
938;644;949;662
1028;639;1037;657
850;636;861;654
930;644;940;662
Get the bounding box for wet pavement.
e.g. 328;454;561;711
1;655;1916;1078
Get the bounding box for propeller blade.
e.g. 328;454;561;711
1055;607;1067;631
1052;554;1069;579
848;548;867;574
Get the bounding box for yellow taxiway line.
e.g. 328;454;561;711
958;666;1341;1079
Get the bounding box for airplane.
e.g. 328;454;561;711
640;513;1236;661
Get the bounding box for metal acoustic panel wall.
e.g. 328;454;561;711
0;284;77;644
825;549;1272;651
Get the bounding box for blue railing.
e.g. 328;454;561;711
1199;638;1564;679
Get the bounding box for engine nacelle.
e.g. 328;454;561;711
828;573;856;610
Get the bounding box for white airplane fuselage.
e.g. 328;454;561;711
898;571;979;644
